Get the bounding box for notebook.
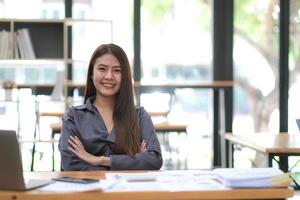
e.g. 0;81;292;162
0;130;52;191
213;167;291;188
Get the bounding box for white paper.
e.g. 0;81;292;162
105;172;157;182
105;170;224;192
38;180;116;193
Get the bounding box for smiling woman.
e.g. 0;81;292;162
59;43;163;171
92;54;122;100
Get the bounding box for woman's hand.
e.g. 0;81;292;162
68;135;111;167
140;140;147;152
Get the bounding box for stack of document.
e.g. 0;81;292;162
213;167;292;188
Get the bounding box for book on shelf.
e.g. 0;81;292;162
213;167;292;188
15;28;36;59
0;30;13;59
14;35;20;59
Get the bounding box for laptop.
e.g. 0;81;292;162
0;130;52;191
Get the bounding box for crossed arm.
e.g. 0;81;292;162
68;135;146;167
60;107;162;170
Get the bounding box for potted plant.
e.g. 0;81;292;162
1;80;15;101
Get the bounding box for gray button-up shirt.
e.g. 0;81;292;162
59;96;163;171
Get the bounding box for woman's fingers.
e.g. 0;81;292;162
68;135;86;154
69;135;84;150
73;136;85;149
68;146;76;154
140;140;146;152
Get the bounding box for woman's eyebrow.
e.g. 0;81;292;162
96;64;108;67
96;64;121;68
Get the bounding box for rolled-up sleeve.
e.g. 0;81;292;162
58;108;108;171
110;108;163;170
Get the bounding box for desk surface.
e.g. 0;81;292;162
0;171;294;200
225;132;300;153
133;81;234;88
50;121;188;133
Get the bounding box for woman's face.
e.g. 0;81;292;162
92;53;122;98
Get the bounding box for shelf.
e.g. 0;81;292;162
0;18;64;23
0;18;113;101
66;58;88;64
14;21;64;59
64;18;112;25
0;59;64;65
0;21;10;31
134;81;234;89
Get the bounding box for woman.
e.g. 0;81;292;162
59;43;163;170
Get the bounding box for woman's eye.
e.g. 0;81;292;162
114;68;121;73
98;67;106;71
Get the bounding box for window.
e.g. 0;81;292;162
233;0;279;167
71;0;133;84
289;1;300;133
141;0;213;169
141;0;212;83
0;0;64;19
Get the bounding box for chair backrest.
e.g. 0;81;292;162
51;70;64;101
296;119;300;131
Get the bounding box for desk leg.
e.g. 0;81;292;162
213;89;221;167
268;154;273;167
213;88;230;168
228;141;233;168
52;142;55;171
279;155;289;172
31;98;39;171
268;154;289;172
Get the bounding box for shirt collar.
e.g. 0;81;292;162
74;96;96;112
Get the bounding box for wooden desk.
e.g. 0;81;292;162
154;122;188;169
0;171;294;200
224;132;300;171
31;111;64;171
50;121;187;134
154;122;187;133
39;111;64;117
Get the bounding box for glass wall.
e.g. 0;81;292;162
72;0;133;83
233;0;279;167
289;0;300;177
0;0;65;19
141;0;213;169
141;0;212;83
289;1;300;133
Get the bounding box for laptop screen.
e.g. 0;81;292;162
0;130;27;190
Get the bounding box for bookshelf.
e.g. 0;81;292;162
0;18;113;101
0;18;113;171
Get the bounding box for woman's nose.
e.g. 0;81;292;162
104;69;113;79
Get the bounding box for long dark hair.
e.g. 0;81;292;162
84;43;140;157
